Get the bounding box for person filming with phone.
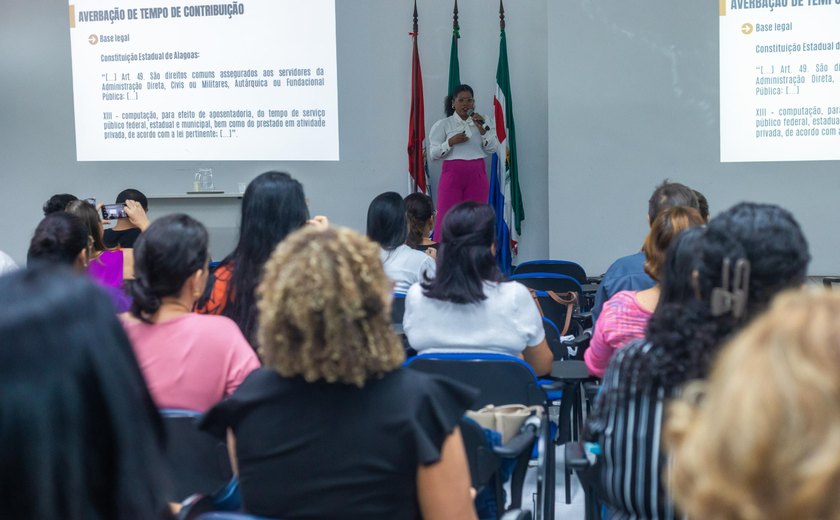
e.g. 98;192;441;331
429;84;498;240
103;188;150;249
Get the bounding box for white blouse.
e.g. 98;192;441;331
429;114;499;161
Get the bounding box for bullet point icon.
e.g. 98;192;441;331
88;34;99;45
741;23;753;35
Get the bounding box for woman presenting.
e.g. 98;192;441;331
429;84;498;241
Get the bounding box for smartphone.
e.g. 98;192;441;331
101;203;127;219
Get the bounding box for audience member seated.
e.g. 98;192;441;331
0;268;170;519
592;180;699;323
667;290;839;520
42;192;77;215
201;226;477;520
405;192;438;256
66;200;133;311
26;212;89;270
0;250;19;275
587;202;810;519
196;171;327;344
103;188;151;248
403;202;553;376
367;191;436;293
585;205;703;377
123;214;260;412
586;226;745;519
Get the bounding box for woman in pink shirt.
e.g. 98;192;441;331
585;206;704;377
122;214;260;412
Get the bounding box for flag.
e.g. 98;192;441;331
489;0;523;274
447;0;460;96
407;0;428;194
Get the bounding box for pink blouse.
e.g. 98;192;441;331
584;290;653;378
122;313;260;412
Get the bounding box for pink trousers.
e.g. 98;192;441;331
434;158;489;241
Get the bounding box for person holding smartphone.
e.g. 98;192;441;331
103;189;150;249
428;84;498;241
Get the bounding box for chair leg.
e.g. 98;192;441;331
509;448;531;510
546;433;555;520
494;473;506;519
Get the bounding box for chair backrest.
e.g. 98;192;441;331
161;409;233;501
405;353;546;408
514;260;587;285
509;272;584;295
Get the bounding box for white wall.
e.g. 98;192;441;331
548;0;838;275
0;0;548;265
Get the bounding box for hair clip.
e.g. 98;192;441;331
710;257;750;319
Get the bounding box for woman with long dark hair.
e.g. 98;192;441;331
0;267;170;519
428;84;498;240
196;171;325;343
586;226;745;519
587;202;811;519
403;201;553;376
367;191;435;293
124;214;259;412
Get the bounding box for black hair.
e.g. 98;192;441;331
26;212;89;268
130;214;209;321
0;267;169;519
708;202;809;318
444;84;474;117
647;179;698;224
642;225;747;392
202;171;309;342
422;202;503;303
366;192;408;251
404;192;435;249
65;200;107;253
116;188;149;211
42;193;77;215
693;189;709;222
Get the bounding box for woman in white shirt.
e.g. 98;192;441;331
403;202;553;376
429;84;499;241
367;192;435;293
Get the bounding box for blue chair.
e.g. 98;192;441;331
514;260;588;285
405;352;560;519
161;409;234;502
513;260;600;310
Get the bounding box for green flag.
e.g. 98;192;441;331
447;0;460;96
495;24;523;236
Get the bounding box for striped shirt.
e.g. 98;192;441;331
587;340;680;520
585;291;653;378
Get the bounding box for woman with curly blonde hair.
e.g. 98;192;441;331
666;290;840;520
201;226;477;520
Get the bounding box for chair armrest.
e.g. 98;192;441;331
550;360;591;381
493;415;540;458
573;328;593;347
500;509;533;520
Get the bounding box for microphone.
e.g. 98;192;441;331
467;109;490;131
